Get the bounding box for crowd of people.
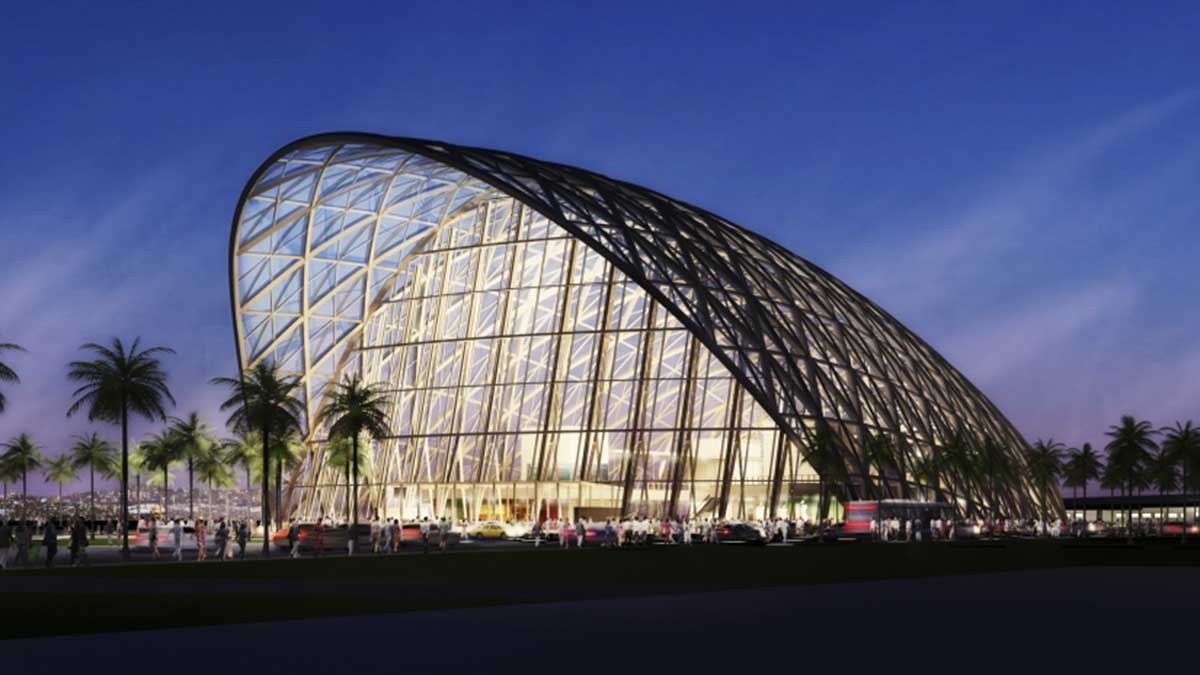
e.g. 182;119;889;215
0;511;1187;571
139;516;253;562
0;517;105;569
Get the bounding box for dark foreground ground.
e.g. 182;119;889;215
5;566;1198;672
2;540;1199;668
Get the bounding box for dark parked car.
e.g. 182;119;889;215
714;522;765;544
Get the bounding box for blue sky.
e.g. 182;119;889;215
1;2;1198;495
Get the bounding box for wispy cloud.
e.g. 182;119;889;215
940;279;1139;385
836;88;1199;317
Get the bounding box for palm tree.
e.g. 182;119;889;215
1104;416;1157;535
44;455;79;502
212;360;303;557
314;373;390;534
1161;421;1200;541
1146;448;1178;527
940;433;977;517
234;430;301;525
1;433;44;498
194;446;232;519
1025;438;1065;532
139;431;182;520
221;432;260;495
0;342;25;414
326;434;354;521
862;432;896;499
169;412;215;520
269;430;303;526
976;438;1013;527
0;453;19;499
1063;443;1103;508
69;432;118;526
799;425;848;522
130;442;146;514
66;337;175;556
910;453;939;502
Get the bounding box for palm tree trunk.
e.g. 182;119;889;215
818;478;829;522
90;466;96;531
275;454;283;529
261;425;271;557
163;468;169;520
120;404;130;558
188;458;194;520
352;433;360;527
1127;479;1134;540
1039;486;1046;536
1183;463;1190;544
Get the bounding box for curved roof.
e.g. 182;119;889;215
230;132;1044;514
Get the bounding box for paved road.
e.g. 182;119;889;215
4;566;1196;672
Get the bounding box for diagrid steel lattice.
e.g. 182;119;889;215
229;133;1053;523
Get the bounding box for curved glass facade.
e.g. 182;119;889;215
230;134;1053;522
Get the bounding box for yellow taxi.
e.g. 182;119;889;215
467;520;508;539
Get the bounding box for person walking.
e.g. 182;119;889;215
213;519;228;561
236;521;248;560
314;517;325;557
70;518;89;567
13;522;29;567
150;518;162;560
171;519;183;561
0;520;12;570
439;516;449;553
42;520;58;568
66;520;78;567
195;519;207;561
558;518;568;549
391;519;401;552
420;517;430;554
381;517;393;553
370;516;381;554
286;520;300;558
576;518;585;549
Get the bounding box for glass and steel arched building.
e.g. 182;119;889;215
229;133;1051;523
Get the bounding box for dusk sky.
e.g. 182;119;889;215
2;2;1198;496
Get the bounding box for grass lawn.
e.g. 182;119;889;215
2;540;1198;639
